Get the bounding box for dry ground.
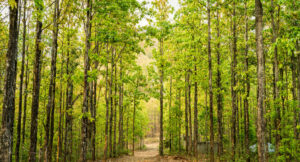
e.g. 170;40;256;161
105;137;189;162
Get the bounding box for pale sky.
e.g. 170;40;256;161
138;0;180;27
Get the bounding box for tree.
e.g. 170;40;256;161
44;0;59;161
15;0;26;161
0;0;19;161
255;0;266;161
243;1;250;161
80;0;91;160
207;0;214;161
29;0;44;161
216;0;223;158
231;0;238;160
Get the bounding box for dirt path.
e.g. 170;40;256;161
108;137;188;162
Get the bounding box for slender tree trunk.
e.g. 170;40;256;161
297;44;300;139
159;39;164;156
22;47;29;145
194;60;198;157
80;0;91;160
271;0;281;155
169;76;172;152
178;88;181;151
15;0;26;160
185;72;189;153
231;1;237;160
56;81;63;162
255;0;266;161
118;56;124;150
113;62;117;156
109;48;114;157
188;71;192;153
244;2;250;161
216;5;223;159
207;0;214;161
291;52;298;138
28;1;43;160
104;43;109;160
58;50;65;162
44;0;59;161
64;32;73;162
0;0;19;161
132;81;138;155
92;79;97;160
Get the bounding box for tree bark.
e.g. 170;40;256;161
194;60;198;157
188;71;192;153
255;0;266;161
207;0;214;161
80;0;91;160
216;4;223;159
29;1;43;161
244;1;250;161
159;38;164;156
118;55;124;150
22;46;29;145
169;76;172;152
0;0;19;161
44;0;59;161
132;79;139;155
113;61;117;156
104;43;109;160
231;1;237;160
185;71;189;153
64;31;73;162
271;0;281;155
291;52;298;138
109;48;114;157
15;0;26;160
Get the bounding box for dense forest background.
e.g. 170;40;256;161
0;0;299;161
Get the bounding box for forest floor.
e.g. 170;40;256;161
106;137;189;162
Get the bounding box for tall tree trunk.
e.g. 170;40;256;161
29;1;43;161
169;76;172;152
80;0;91;160
188;71;192;153
15;0;26;160
118;56;124;150
92;80;97;160
231;1;237;160
113;62;117;156
255;0;266;161
159;38;164;156
64;32;73;162
44;0;59;161
178;88;182;151
109;48;114;157
291;52;298;138
244;1;250;161
207;0;214;161
0;0;19;161
297;44;300;139
185;71;189;153
56;76;63;162
104;43;109;160
22;46;29;145
271;0;281;155
194;60;198;157
132;81;138;155
216;4;223;159
57;49;65;162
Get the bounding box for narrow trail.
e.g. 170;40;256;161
108;137;188;162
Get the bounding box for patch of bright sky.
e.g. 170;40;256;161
137;0;180;27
